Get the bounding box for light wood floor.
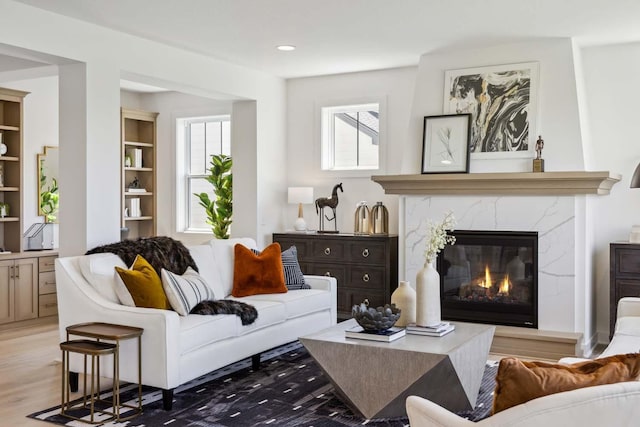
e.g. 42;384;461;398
0;321;77;426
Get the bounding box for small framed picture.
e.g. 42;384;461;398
421;113;471;174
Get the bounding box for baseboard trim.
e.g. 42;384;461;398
490;325;583;361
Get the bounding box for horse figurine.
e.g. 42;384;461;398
315;182;343;233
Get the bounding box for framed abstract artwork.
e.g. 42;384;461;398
421;114;471;174
443;62;539;159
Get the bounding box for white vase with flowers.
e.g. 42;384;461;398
415;211;456;327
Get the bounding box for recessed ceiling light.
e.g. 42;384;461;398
277;45;296;51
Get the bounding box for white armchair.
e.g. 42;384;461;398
406;381;640;426
406;297;640;426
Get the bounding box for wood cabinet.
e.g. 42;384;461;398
0;257;37;324
0;87;27;253
38;255;57;317
0;252;58;326
273;233;398;320
121;108;158;239
610;242;640;339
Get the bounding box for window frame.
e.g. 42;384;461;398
316;97;386;178
177;114;231;233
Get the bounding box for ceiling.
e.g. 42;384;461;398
13;0;640;79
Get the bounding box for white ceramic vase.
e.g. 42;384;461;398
391;280;416;327
415;258;441;327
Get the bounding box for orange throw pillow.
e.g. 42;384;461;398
492;353;640;414
232;243;287;297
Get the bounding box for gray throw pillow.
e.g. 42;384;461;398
251;245;311;290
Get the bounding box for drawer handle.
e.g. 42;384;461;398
44;282;55;286
362;274;370;282
362;248;370;258
324;271;332;277
324;247;331;256
44;303;57;308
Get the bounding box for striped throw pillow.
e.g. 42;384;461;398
161;267;215;316
251;245;311;290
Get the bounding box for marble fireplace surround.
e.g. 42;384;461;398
373;172;620;356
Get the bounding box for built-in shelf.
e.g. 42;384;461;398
124;167;153;172
371;171;621;196
0;187;20;192
124;141;154;148
0;156;19;162
125;216;153;221
124;192;153;196
0;125;19;132
0;217;19;222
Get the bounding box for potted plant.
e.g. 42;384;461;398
195;154;232;239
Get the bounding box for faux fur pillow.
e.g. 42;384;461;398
492;353;640;414
232;243;287;297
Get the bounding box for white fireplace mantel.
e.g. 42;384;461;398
372;171;621;196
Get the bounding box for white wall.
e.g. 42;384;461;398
286;66;416;235
581;42;640;343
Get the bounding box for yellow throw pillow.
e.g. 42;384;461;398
492;353;640;414
114;254;171;310
231;243;287;297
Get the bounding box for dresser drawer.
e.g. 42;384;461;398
616;279;640;298
273;238;309;260
348;265;386;290
349;241;386;264
39;293;58;317
306;263;346;285
615;249;640;275
310;240;346;261
39;271;56;295
39;256;57;272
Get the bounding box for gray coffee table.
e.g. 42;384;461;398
299;319;495;419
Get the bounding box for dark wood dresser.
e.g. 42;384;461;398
273;233;398;320
610;242;640;339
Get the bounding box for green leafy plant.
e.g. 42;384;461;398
40;178;59;223
195;154;232;239
39;161;59;223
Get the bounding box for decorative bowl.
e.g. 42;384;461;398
352;299;401;332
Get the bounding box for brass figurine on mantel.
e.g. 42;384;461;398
533;135;545;173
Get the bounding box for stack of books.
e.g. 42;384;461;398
406;322;455;337
129;198;142;217
126;148;143;168
345;325;406;342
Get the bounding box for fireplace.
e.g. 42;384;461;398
437;230;538;328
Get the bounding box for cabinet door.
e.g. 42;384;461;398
0;260;14;324
14;258;37;321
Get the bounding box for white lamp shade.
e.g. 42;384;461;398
288;187;314;204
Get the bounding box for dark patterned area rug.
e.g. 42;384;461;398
29;341;497;426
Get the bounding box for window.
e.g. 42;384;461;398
321;103;380;171
179;115;231;232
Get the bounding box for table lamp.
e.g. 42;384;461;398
288;187;314;231
630;163;640;242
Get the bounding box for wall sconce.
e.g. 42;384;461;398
629;164;640;242
288;187;314;231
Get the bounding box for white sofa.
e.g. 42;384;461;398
405;297;640;426
55;237;337;409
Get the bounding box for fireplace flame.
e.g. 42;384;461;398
479;265;492;288
499;275;511;294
